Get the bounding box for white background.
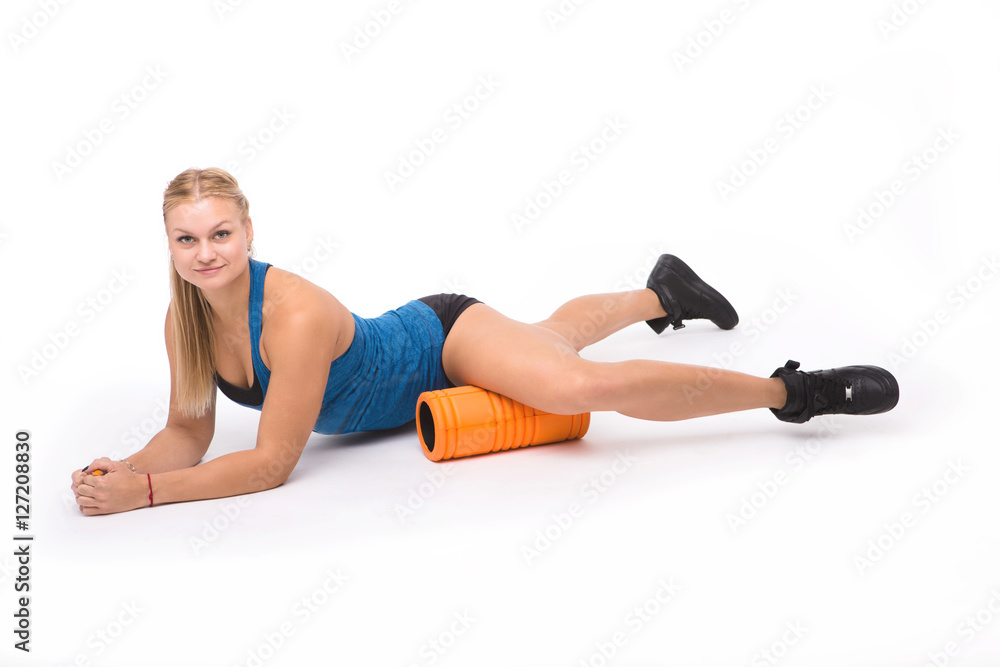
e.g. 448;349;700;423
1;1;998;665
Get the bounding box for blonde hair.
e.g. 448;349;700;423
163;167;253;418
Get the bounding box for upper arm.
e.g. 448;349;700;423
163;304;216;451
252;302;339;487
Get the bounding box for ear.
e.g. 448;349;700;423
244;216;254;246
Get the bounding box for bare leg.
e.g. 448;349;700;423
443;303;786;421
568;358;786;420
533;289;664;351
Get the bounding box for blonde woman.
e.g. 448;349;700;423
70;168;898;515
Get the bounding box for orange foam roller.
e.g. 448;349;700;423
416;385;590;461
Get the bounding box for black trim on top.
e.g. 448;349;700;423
214;367;264;407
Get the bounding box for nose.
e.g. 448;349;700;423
196;239;217;263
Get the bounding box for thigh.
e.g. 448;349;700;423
441;303;584;408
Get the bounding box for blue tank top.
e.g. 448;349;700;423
213;259;449;434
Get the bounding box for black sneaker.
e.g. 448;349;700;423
770;360;899;424
645;254;739;333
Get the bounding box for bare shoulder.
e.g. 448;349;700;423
259;266;354;364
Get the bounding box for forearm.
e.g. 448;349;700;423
123;425;210;473
151;448;283;505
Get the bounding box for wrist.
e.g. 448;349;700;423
131;472;154;510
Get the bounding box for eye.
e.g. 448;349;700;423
214;230;231;239
177;235;194;244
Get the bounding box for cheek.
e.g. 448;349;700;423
223;238;245;255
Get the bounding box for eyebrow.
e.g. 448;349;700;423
170;221;233;235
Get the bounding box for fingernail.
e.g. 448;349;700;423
82;466;89;472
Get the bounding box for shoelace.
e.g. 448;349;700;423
810;372;851;413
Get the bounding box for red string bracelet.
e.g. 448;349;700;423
146;473;154;506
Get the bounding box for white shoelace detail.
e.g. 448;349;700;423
845;385;853;402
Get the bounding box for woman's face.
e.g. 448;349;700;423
165;197;253;290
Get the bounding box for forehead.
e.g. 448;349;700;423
165;197;242;230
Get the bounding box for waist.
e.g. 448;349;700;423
314;300;448;434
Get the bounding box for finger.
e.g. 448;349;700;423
72;470;92;487
76;493;99;508
78;471;107;488
82;458;116;476
75;482;97;498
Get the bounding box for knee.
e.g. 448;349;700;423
533;319;583;351
534;363;615;415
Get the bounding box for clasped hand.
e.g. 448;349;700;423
70;458;149;516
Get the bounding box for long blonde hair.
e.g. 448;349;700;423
163;167;253;418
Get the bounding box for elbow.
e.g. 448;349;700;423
250;454;293;492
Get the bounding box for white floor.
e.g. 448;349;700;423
3;1;999;665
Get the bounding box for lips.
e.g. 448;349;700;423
195;266;223;274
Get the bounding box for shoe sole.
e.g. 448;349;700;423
660;254;739;329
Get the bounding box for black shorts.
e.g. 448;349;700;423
417;293;483;339
417;293;483;389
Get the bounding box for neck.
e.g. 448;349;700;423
201;260;253;326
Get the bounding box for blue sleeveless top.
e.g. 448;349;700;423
213;259;450;434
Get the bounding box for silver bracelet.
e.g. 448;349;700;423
119;458;137;473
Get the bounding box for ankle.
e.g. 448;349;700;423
767;377;788;410
641;287;668;319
